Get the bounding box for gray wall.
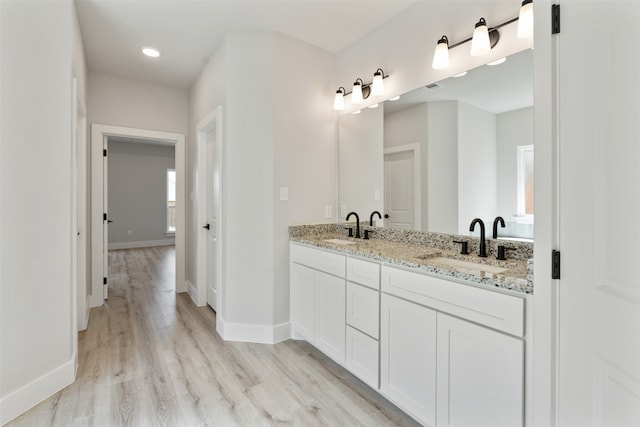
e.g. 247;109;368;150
108;141;175;247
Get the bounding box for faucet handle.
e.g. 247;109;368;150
363;229;374;240
496;245;516;260
453;240;469;255
344;227;354;238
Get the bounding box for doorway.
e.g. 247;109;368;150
90;125;186;308
384;144;421;230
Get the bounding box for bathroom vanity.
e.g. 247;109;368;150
290;225;532;427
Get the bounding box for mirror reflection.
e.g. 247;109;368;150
338;48;534;241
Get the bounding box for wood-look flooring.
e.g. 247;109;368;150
8;246;419;427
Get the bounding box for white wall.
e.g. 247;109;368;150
87;72;188;134
497;106;534;216
339;106;384;220
107;141;175;247
458;102;497;234
427;101;459;234
0;0;78;423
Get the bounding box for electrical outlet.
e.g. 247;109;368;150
324;206;332;218
280;187;289;201
374;189;380;201
340;205;347;217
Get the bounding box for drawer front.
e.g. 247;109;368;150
346;282;380;338
346;257;380;289
381;265;524;336
346;326;379;389
290;243;345;278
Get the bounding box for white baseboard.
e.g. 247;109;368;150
108;239;175;250
187;280;200;306
216;316;291;344
0;358;75;425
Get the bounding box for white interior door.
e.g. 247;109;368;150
102;137;109;300
557;2;640;425
206;128;219;311
384;150;415;230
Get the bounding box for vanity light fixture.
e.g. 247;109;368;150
432;36;450;70
333;87;346;110
517;0;534;38
431;1;531;70
332;69;390;110
142;46;161;58
371;69;385;96
351;78;365;104
470;17;492;56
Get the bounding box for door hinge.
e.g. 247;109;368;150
552;250;561;279
103;277;107;285
552;4;561;34
103;213;107;221
103;149;108;157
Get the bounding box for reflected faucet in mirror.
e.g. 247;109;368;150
370;211;382;227
346;211;361;238
493;216;505;239
470;218;487;257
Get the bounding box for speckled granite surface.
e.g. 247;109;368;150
289;224;533;294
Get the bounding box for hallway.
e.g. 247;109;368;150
8;247;417;426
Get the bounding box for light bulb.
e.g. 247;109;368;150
333;87;345;110
142;47;161;58
470;18;491;56
517;0;534;38
432;35;450;70
352;79;364;104
372;69;385;96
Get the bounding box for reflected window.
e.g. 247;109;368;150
517;145;534;216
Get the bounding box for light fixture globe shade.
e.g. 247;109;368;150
371;70;384;96
470;18;491;56
352;81;364;104
333;90;345;110
517;0;534;38
432;36;450;70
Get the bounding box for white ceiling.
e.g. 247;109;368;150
75;0;417;90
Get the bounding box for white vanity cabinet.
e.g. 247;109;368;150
381;265;525;427
345;257;380;389
290;243;346;365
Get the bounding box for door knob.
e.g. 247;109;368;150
384;214;389;218
107;220;113;223
203;224;210;230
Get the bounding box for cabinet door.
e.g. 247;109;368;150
437;313;524;427
315;271;346;365
380;294;436;426
291;263;315;342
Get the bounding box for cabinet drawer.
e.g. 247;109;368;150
346;282;379;338
381;265;524;336
290;243;345;278
346;326;379;389
346;257;380;289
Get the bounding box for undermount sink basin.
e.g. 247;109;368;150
429;257;509;274
323;238;357;245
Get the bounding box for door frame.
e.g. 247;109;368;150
196;107;224;312
383;143;421;230
90;124;186;307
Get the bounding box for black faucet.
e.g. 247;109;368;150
346;212;361;238
469;218;487;257
493;216;505;239
370;211;382;227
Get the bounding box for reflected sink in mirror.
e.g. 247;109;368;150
323;238;357;245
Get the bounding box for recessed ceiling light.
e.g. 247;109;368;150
142;47;160;58
389;95;400;101
453;71;467;78
368;103;379;109
487;57;506;66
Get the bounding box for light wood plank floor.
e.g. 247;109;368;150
8;246;419;427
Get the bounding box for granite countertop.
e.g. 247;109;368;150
291;233;532;295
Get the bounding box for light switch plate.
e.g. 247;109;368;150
280;187;288;201
324;206;332;218
374;189;380;201
340;205;347;217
